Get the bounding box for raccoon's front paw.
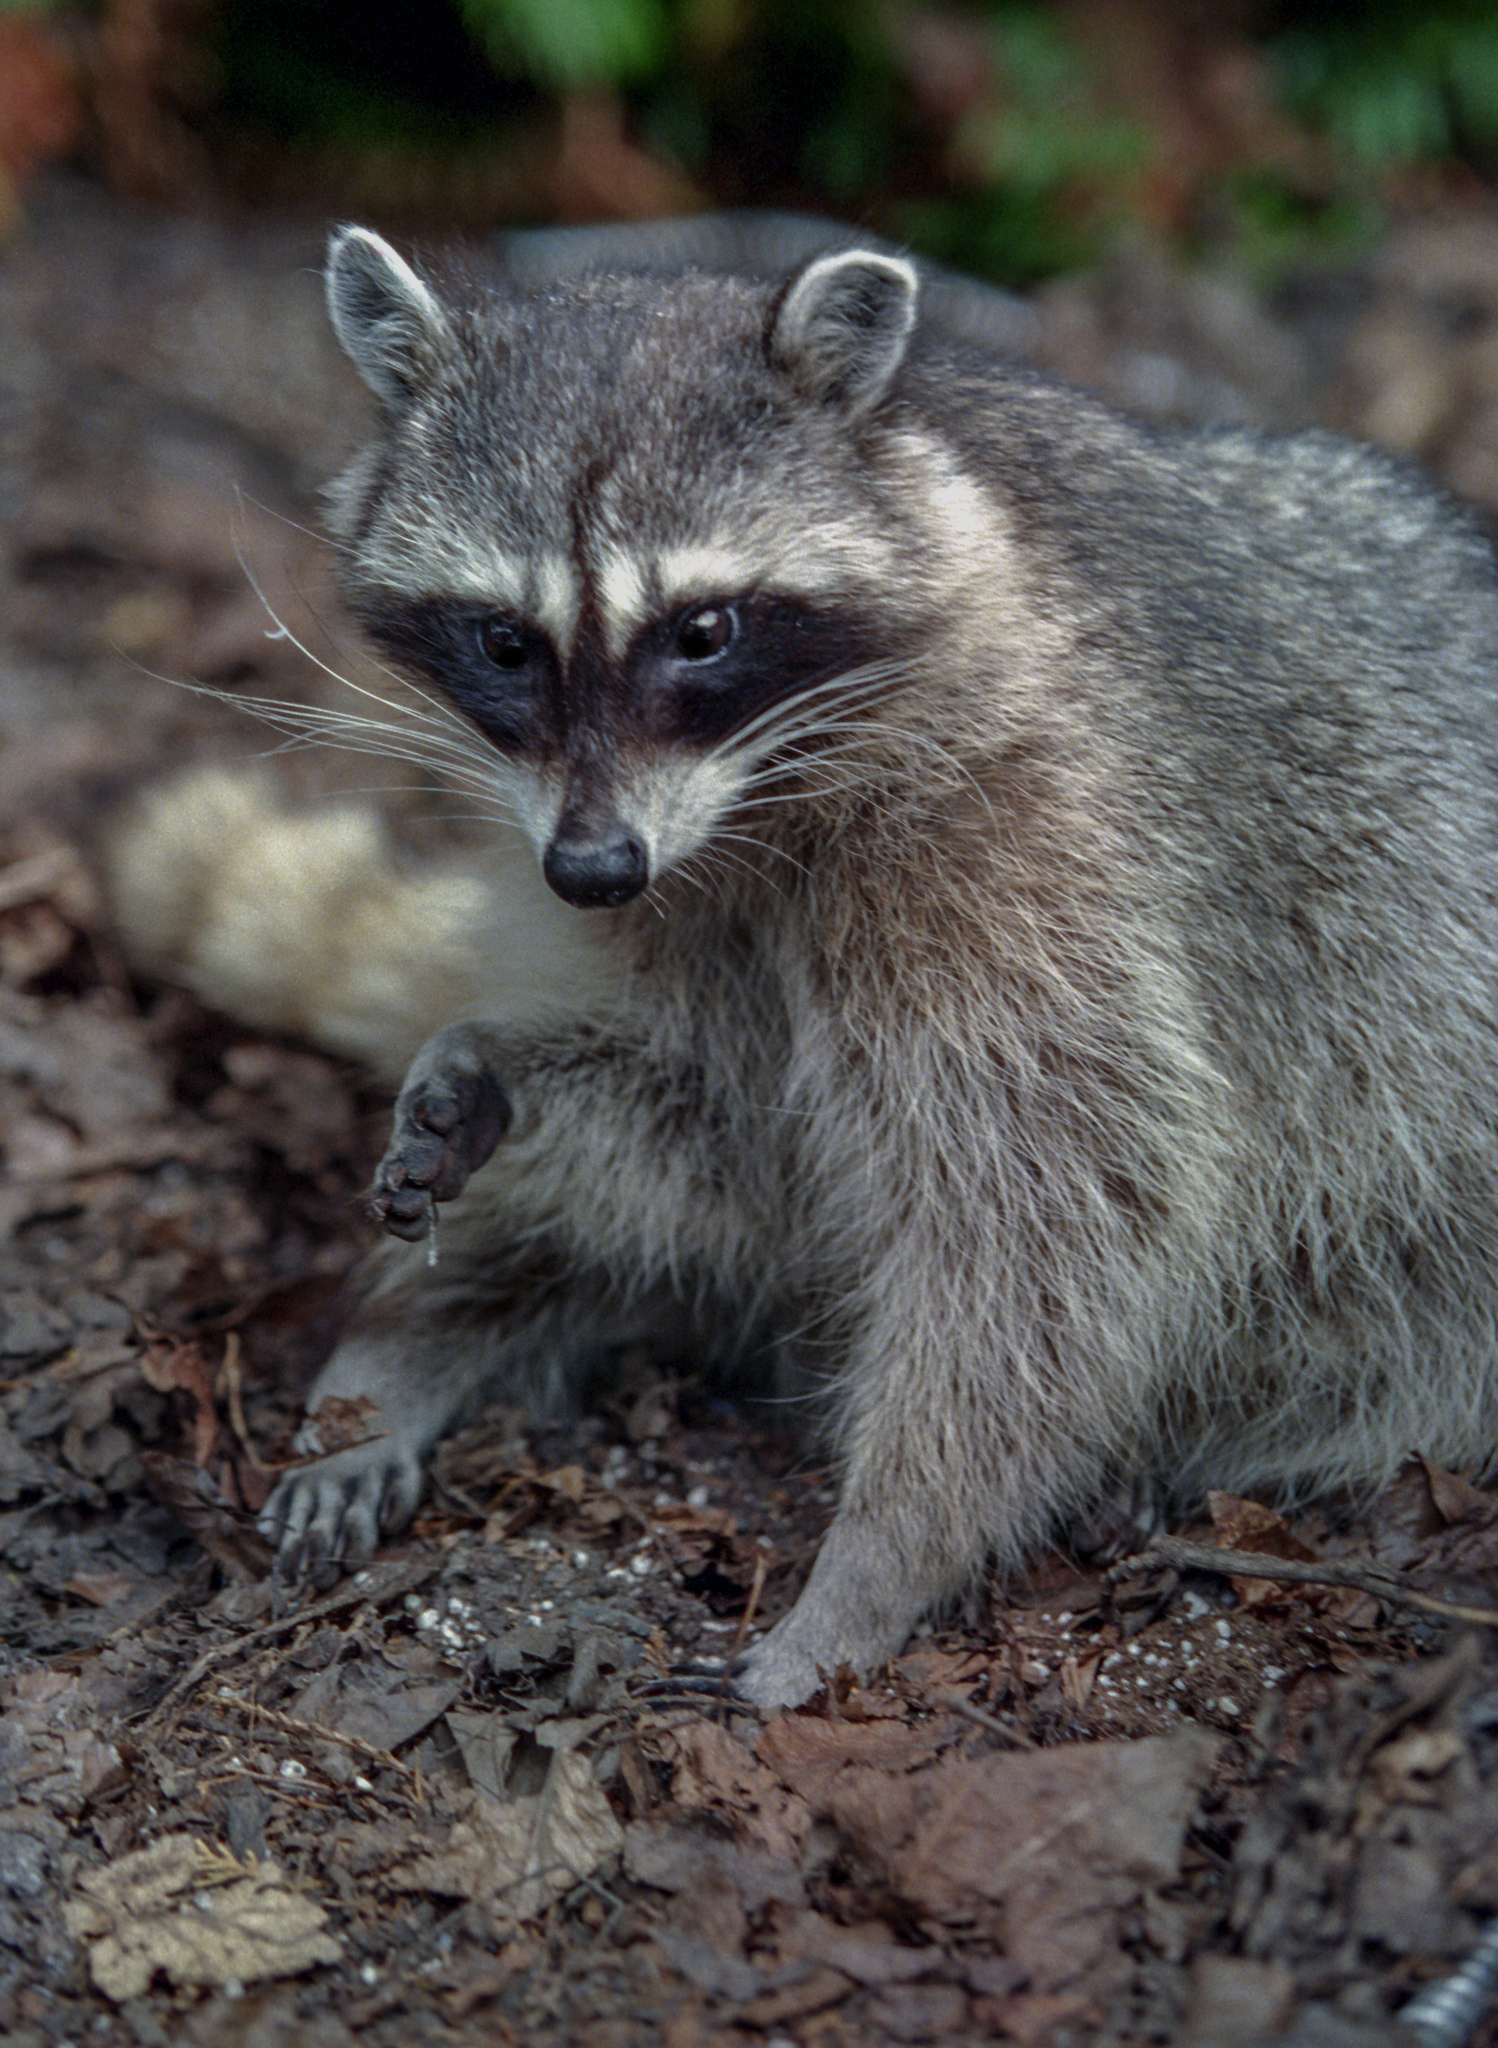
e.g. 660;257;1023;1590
730;1602;900;1711
370;1026;513;1241
258;1440;423;1588
729;1513;940;1708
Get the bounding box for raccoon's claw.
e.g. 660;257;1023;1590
632;1658;747;1707
370;1033;513;1240
258;1441;423;1587
729;1633;834;1712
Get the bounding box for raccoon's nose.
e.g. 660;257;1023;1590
542;829;650;908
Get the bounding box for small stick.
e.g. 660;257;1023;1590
219;1331;270;1473
207;1690;421;1785
1115;1537;1498;1629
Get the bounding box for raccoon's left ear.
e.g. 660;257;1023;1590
326;226;455;412
769;249;918;415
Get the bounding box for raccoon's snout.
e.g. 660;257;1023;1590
542;828;650;909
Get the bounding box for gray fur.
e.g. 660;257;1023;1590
326;226;456;413
768;249;918;411
134;230;1498;1706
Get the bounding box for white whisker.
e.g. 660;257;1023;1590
719;657;918;760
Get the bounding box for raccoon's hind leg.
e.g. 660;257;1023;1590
369;1022;513;1241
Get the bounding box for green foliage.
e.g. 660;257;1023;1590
890;7;1147;286
900;188;1095;291
456;0;670;91
1274;1;1498;166
194;0;1498;290
978;4;1144;191
1208;168;1383;283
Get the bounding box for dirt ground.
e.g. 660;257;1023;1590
8;173;1498;2047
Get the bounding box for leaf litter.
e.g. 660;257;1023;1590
5;177;1498;2047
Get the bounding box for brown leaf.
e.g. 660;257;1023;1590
381;1751;622;1918
828;1730;1220;1997
289;1667;460;1755
1419;1458;1497;1525
643;1717;813;1864
1207;1490;1318;1559
139;1452;273;1582
623;1819;804;1914
756;1711;960;1813
294;1394;384;1457
1207;1491;1341;1610
62;1569;136;1607
140;1337;220;1467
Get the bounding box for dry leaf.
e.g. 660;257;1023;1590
828;1729;1219;1997
139;1453;273;1582
1207;1491;1318;1560
61;1569;136;1607
755;1710;957;1814
1419;1458;1497;1525
140;1337;220;1467
386;1750;622;1917
63;1834;339;1999
647;1716;813;1863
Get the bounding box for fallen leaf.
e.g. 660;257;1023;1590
644;1716;813;1863
139;1452;273;1582
295;1395;384;1457
828;1729;1219;1997
385;1750;622;1917
62;1569;136;1606
63;1834;339;1999
1419;1459;1497;1526
140;1337;220;1466
755;1710;960;1813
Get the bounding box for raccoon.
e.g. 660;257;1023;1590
112;227;1498;1709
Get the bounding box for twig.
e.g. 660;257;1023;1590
206;1690;421;1784
941;1691;1037;1748
141;1553;441;1721
218;1331;270;1474
1115;1537;1498;1628
706;1545;772;1715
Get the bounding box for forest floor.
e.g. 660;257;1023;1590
6;173;1498;2047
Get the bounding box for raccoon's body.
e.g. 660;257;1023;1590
112;229;1498;1707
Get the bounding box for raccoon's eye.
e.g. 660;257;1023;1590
675;604;735;662
476;617;531;672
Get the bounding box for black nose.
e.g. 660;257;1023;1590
542;831;649;908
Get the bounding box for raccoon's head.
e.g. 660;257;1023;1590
323;226;939;908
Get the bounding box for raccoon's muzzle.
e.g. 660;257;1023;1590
542;825;649;908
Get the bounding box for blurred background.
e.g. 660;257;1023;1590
10;0;1498;768
7;0;1498;283
8;0;1498;755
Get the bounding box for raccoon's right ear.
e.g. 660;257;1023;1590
769;249;918;415
326;227;455;412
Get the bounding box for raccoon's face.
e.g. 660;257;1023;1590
324;229;928;908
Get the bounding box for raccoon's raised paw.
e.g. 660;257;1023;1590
258;1440;423;1588
370;1024;513;1240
